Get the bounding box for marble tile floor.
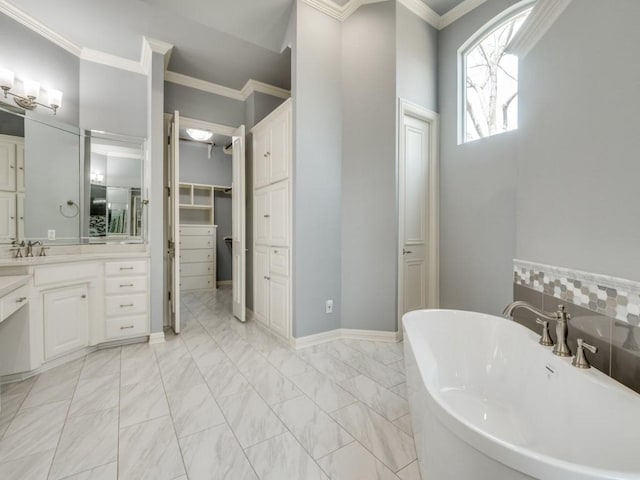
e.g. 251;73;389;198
0;287;422;480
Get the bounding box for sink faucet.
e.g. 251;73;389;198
26;240;42;258
503;301;572;357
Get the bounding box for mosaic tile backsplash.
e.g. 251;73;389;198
513;259;640;326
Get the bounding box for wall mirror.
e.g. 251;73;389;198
83;131;146;243
0;102;146;246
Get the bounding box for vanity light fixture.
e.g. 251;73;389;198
0;68;63;115
186;128;213;142
90;172;104;183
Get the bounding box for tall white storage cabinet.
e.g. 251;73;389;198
252;99;292;340
0;135;24;242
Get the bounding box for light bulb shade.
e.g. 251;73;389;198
186;128;213;142
48;88;62;108
22;78;40;99
0;68;14;89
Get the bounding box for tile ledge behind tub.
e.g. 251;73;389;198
513;259;640;326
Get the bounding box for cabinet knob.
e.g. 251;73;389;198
264;214;270;218
264;276;271;280
15;296;26;303
81;294;87;299
9;165;14;169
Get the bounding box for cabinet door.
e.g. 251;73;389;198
253;246;270;326
253;129;270;189
269;275;289;339
269;181;289;246
16;193;24;241
44;285;89;360
0;141;16;192
0;193;16;243
269;110;290;184
16;144;24;193
255;188;270;245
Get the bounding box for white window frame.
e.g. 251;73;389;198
457;0;536;145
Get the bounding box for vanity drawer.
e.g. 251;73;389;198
0;285;28;322
180;236;214;249
180;249;214;263
179;226;216;236
181;262;214;277
105;315;148;339
105;294;147;317
105;276;147;295
269;247;289;276
105;260;147;277
180;275;214;290
35;263;98;287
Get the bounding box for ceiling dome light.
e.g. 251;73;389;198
186;128;213;142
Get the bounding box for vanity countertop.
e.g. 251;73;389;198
0;251;150;268
0;275;31;297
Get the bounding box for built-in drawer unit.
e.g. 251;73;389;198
0;284;28;322
179;224;216;291
180;249;214;263
269;247;289;277
104;259;149;339
105;315;148;340
180;275;214;291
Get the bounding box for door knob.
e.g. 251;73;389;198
402;249;413;255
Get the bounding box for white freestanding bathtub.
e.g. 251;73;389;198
403;309;640;480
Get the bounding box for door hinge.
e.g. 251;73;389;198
167;186;171;196
168;291;171;301
168;239;174;249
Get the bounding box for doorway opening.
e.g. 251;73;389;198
397;99;440;339
167;113;246;333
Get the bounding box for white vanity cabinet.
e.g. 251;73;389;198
43;284;89;360
252;99;292;339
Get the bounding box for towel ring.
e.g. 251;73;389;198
59;200;79;218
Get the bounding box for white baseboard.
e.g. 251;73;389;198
148;332;166;344
217;280;232;286
245;308;255;322
291;328;400;350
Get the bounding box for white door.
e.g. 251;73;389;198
269;182;289;246
399;115;430;317
269;275;289;339
169;111;181;333
44;284;89;360
231;126;246;321
253;129;270;189
253;245;269;326
0;193;16;243
269;110;290;184
0;140;16;192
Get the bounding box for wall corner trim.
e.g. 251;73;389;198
291;328;400;349
141;36;174;75
507;0;573;58
148;332;166;344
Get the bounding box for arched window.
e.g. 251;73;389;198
461;3;533;143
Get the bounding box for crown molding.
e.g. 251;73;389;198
80;48;146;75
507;0;572;58
440;0;487;28
304;0;488;29
0;0;82;56
397;0;440;28
241;79;291;100
165;70;291;102
141;36;174;75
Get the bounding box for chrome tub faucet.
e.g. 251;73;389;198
503;301;572;357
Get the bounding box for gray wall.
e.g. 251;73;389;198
438;0;519;316
293;2;343;337
179;141;232;282
516;0;640;282
0;13;79;126
341;1;397;332
79;60;147;137
396;2;439;112
164;82;245;126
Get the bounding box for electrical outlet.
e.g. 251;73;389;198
325;300;333;314
48;230;56;240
